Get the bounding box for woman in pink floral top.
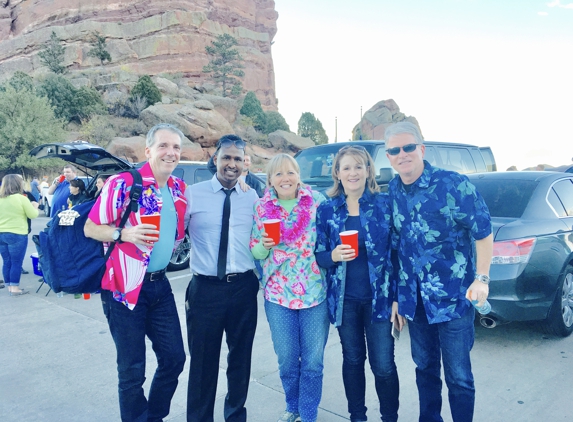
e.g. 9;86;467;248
250;154;328;422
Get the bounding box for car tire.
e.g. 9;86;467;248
44;202;51;217
544;264;573;337
167;231;191;272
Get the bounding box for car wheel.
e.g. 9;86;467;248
44;202;51;217
544;264;573;337
167;232;191;272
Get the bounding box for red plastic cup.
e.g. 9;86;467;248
141;214;161;239
83;293;90;300
58;175;66;183
263;219;281;244
340;230;359;257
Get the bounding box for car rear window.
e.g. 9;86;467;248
471;179;537;218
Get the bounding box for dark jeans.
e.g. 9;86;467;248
0;232;28;286
101;276;186;422
337;299;399;422
185;271;259;422
408;300;475;422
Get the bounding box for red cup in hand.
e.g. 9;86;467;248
340;230;359;257
141;214;161;239
58;175;66;183
263;219;281;244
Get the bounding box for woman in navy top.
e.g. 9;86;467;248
315;146;404;422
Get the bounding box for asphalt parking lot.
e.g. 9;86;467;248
1;216;571;421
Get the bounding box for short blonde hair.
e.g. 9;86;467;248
0;174;24;198
327;146;380;198
265;154;301;188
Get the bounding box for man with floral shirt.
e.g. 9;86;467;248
385;122;493;422
85;123;188;422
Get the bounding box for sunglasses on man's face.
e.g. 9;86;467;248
217;138;246;150
386;143;419;156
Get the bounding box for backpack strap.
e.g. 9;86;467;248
103;169;144;261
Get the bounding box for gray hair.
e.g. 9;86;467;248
146;123;185;148
384;122;424;144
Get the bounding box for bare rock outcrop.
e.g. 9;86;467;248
0;1;278;109
352;99;422;140
267;130;315;153
108;133;206;162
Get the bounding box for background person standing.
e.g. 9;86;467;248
47;164;77;216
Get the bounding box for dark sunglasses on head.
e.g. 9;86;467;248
217;138;246;150
339;145;367;152
386;143;419;156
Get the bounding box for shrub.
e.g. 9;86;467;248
240;91;266;131
263;111;290;134
130;75;161;107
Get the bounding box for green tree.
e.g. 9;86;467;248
264;111;290;134
0;86;66;173
9;71;35;92
130;75;161;107
240;91;266;131
202;34;245;97
38;74;106;122
298;112;328;145
38;31;67;74
87;31;112;66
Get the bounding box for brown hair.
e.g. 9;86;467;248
0;174;24;198
326;146;380;198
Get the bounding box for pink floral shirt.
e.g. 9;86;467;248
250;186;326;309
88;163;187;309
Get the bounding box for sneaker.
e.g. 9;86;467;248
21;268;29;274
278;411;301;422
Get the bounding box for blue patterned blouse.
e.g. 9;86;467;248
315;190;395;327
387;161;492;324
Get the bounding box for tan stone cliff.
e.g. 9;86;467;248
0;0;278;108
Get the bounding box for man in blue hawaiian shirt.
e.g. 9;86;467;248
385;122;493;422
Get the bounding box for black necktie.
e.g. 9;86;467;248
217;189;232;279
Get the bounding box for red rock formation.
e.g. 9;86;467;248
0;0;278;108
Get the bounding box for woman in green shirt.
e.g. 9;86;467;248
0;174;39;296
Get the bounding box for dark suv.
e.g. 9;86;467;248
294;140;497;193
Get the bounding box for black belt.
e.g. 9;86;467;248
144;268;167;282
194;270;254;283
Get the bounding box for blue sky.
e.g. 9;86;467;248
272;0;573;170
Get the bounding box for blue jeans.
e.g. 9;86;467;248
337;299;399;422
101;276;186;422
265;300;330;422
408;300;475;422
0;232;28;286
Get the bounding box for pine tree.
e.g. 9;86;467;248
38;31;67;74
202;34;245;97
240;92;266;131
298;112;328;145
87;31;112;66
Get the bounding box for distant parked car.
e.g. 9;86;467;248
468;171;573;337
295;140;496;193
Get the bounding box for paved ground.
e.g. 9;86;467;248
1;216;571;421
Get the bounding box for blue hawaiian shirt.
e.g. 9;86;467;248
388;161;492;324
315;190;395;327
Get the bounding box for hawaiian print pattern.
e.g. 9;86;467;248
250;186;326;309
315;190;395;327
88;162;187;310
387;160;492;324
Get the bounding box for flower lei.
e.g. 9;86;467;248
262;189;313;246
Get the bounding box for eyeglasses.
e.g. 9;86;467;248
216;138;246;150
386;143;419;156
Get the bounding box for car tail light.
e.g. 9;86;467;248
492;238;536;265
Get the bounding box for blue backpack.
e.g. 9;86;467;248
33;169;143;294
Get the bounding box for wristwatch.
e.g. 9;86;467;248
112;228;123;243
475;274;490;284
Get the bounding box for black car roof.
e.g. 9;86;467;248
468;171;572;182
29;141;133;172
297;139;484;149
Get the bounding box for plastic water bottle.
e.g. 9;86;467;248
56;291;64;298
472;300;492;315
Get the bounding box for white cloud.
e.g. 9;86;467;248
547;0;573;9
538;11;549;15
